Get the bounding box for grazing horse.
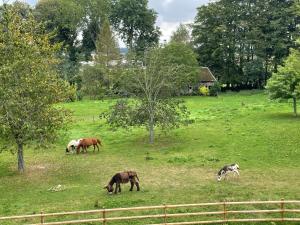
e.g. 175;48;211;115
76;138;102;154
66;139;82;154
217;163;240;181
104;171;140;194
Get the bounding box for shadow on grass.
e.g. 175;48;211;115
262;112;300;121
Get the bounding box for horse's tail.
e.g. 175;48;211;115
97;139;102;146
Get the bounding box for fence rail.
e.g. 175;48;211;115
0;199;300;225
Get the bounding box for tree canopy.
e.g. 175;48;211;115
110;0;160;53
192;0;298;89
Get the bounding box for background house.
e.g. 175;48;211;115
199;67;217;88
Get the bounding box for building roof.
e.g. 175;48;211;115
199;67;217;82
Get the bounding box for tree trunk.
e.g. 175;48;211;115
293;97;297;117
149;115;154;144
17;143;25;173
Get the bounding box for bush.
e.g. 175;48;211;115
199;86;209;96
209;82;221;96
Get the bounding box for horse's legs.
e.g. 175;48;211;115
93;144;95;153
129;180;134;191
114;183;119;194
135;181;140;191
96;144;99;152
118;184;121;193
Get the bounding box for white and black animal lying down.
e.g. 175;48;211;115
217;163;240;181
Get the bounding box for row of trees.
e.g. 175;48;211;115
193;0;299;89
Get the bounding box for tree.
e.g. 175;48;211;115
95;17;121;93
170;23;191;45
78;0;110;57
266;48;300;116
96;17;120;67
102;48;191;144
110;0;160;53
0;5;72;172
34;0;83;60
80;64;108;99
161;42;199;95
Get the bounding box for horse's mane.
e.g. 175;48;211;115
108;176;116;186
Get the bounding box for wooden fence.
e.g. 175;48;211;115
0;199;300;225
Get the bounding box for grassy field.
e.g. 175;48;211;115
0;90;300;224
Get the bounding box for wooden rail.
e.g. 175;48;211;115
0;199;299;224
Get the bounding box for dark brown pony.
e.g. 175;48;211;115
104;171;140;194
76;138;102;154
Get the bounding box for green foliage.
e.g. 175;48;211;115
161;42;199;95
199;86;209;96
79;0;111;57
80;65;107;99
34;0;83;58
266;48;300;115
95;17;121;94
95;17;120;67
0;5;72;172
170;23;191;45
110;0;160;53
102;47;192;143
193;0;298;88
209;82;221;96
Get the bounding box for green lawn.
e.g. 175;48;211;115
0;90;300;224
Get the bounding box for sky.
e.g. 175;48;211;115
4;0;210;45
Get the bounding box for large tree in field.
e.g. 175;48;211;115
0;5;71;172
102;48;192;144
266;47;300;116
110;0;160;53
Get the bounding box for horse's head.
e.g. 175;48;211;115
216;174;222;181
104;185;114;194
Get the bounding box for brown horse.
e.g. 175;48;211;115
76;138;102;154
104;171;140;194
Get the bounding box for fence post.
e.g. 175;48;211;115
280;198;285;221
223;201;227;221
40;211;44;224
102;208;106;225
163;204;167;224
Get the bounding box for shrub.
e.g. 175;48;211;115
199;86;209;96
209;82;221;96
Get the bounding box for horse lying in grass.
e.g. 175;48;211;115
217;163;240;181
66;139;82;154
104;171;140;194
76;138;102;154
